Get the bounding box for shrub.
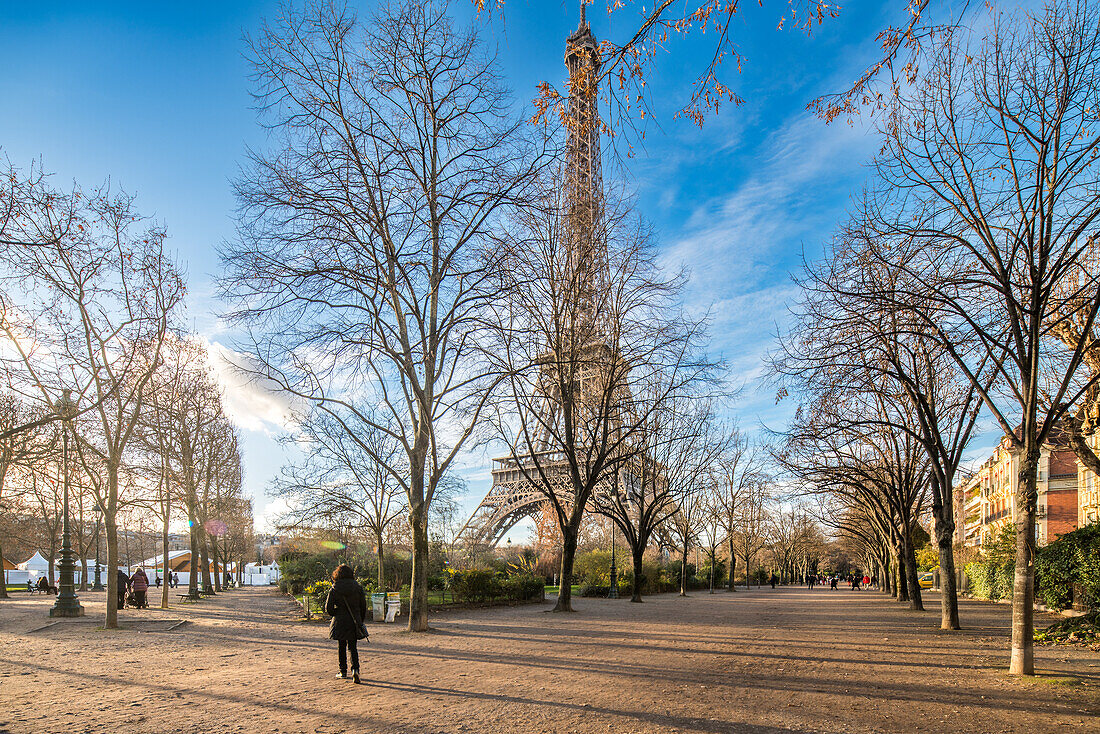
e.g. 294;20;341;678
449;568;501;603
1035;609;1100;645
699;559;728;586
965;559;1014;601
278;552;338;595
915;545;940;572
1036;522;1100;611
964;525;1017;601
501;573;546;602
305;579;332;602
446;569;545;603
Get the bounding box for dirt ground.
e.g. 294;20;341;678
0;585;1096;734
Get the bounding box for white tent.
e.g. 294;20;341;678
17;551;49;572
243;562;280;585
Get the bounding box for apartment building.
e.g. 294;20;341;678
1077;433;1100;526
955;431;1083;550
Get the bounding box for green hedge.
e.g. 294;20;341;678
578;580;631;597
1035;522;1100;611
966;522;1100;611
447;569;544;603
571;550;705;594
965;560;1014;601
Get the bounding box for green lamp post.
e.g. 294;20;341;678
50;389;84;618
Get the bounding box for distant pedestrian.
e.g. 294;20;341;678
130;567;149;608
172;572;179;588
324;564;368;684
115;568;129;610
830;577;838;590
155;575;162;588
769;573;777;589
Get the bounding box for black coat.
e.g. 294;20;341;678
325;578;367;641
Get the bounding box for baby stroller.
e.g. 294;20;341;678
126;590;149;609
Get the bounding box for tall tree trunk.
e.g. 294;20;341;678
105;514;119;629
630;544;645;603
161;511;170;609
727;535;736;591
199;538;214;594
679;542;689;597
408;501;430;629
375;530;385;590
211;538;223;592
895;547;908;602
1010;445;1039;676
902;530;924;611
708;551;715;593
934;514;960;629
555;526;579;612
186;506;200;600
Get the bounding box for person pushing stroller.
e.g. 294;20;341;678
128;567;150;608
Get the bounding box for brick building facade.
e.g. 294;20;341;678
955;430;1091;550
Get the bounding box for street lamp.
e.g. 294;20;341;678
92;504;104;591
50;389;84;618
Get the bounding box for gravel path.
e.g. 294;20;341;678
0;585;1096;733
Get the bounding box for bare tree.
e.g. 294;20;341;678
273;407;407;588
223;0;542;631
0;396;49;597
711;435;763;591
592;392;720;602
776;391;930;608
699;483;727;593
486;186;710;611
773;234;990;628
733;479;773;590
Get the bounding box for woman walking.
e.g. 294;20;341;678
324;564;368;683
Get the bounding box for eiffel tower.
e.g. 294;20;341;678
458;6;608;548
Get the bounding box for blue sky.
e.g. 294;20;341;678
0;1;956;533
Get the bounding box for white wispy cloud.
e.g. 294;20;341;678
656;111;877;438
206;340;300;434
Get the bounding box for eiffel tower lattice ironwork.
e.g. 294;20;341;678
457;6;613;548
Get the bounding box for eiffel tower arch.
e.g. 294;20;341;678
457;6;606;548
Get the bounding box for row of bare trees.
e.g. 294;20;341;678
0;162;253;625
773;1;1100;676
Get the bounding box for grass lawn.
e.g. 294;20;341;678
543;585;582;596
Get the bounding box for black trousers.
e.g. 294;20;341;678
338;639;359;673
